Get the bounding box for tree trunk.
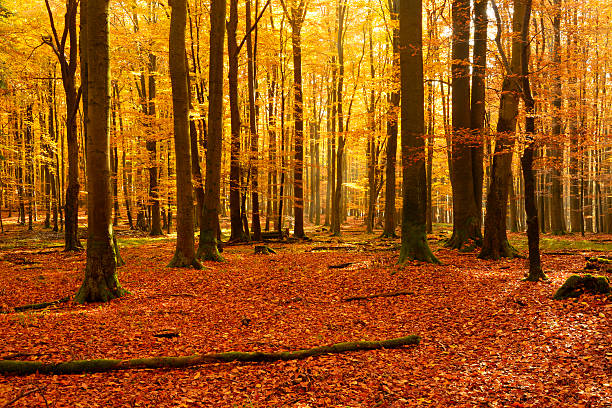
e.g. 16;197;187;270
447;0;481;250
398;0;438;264
479;0;526;260
291;16;306;238
549;0;565;235
197;0;225;261
147;53;163;237
168;0;200;269
227;0;246;242
382;0;399;238
246;0;262;241
332;3;346;237
520;0;545;282
75;0;126;303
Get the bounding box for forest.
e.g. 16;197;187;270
0;0;610;405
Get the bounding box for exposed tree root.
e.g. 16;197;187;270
5;296;72;314
0;335;420;376
343;290;414;302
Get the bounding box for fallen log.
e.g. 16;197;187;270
343;290;414;302
329;262;353;269
0;335;420;376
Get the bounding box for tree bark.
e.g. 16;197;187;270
75;0;126;303
447;0;482;250
549;0;565;235
197;0;225;261
168;0;200;269
290;6;306;239
398;0;438;264
519;0;545;282
246;0;262;241
479;0;526;260
227;0;246;242
382;0;399;238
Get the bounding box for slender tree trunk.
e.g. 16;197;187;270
549;0;565;235
291;16;306;238
227;0;245;241
197;0;225;261
382;0;399;238
246;0;262;241
519;0;545;281
479;0;526;260
332;3;346;236
146;53;163;236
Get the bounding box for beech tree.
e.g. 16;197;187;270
382;0;399;238
398;0;438;264
479;0;526;260
280;0;308;239
167;0;200;268
43;0;81;251
75;0;126;303
197;0;225;261
446;0;485;251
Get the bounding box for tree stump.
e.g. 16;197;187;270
553;274;611;300
254;245;276;255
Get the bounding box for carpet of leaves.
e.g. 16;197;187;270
0;225;610;407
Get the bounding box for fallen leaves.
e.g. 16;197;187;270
0;226;610;406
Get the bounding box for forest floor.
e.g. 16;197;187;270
0;217;610;407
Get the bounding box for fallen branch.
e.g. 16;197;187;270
10;296;71;313
329;262;353;269
2;385;48;408
343;290;414;302
0;335;420;376
309;245;357;252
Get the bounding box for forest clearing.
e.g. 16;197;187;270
0;217;610;407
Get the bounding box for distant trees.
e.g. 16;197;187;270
0;0;610;264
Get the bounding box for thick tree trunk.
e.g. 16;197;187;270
197;0;225;261
447;0;481;250
398;0;438;264
75;0;126;303
168;0;200;269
